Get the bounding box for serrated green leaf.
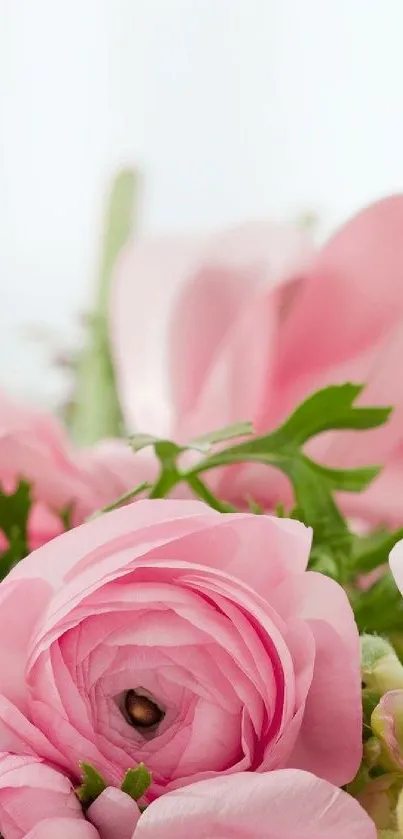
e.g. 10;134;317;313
121;763;152;801
107;383;392;585
76;762;107;804
305;458;380;492
269;383;391;447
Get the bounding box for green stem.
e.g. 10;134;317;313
70;168;139;445
186;475;236;512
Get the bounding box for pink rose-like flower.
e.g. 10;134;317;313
0;756;376;839
111;199;403;525
0;500;361;796
0;391;155;551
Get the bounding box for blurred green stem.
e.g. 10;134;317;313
70;168;139;445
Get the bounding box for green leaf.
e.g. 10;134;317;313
269;383;391;448
108;383;391;584
121;763;152;801
178;384;392;578
305;458;380;492
0;480;31;579
352;528;403;573
76;762;107;804
186;475;236;512
188;421;254;451
353;573;403;633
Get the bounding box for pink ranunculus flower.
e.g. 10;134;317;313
0;391;155;551
111;198;403;526
0;757;376;839
0;500;361;796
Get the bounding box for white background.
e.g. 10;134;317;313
1;0;403;405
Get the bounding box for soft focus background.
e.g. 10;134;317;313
1;0;403;406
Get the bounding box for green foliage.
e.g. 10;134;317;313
76;762;107;805
121;763;152;801
126;384;391;583
354;574;403;634
0;481;31;580
95;482;151;516
70;168;139;445
75;761;151;808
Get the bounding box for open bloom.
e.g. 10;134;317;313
0;754;375;839
111;198;403;525
0;500;361;796
0;390;154;551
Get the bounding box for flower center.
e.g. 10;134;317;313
124;689;165;729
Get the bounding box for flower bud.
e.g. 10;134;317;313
395;784;403;835
357;774;400;830
372;691;403;771
361;635;403;694
363;736;382;768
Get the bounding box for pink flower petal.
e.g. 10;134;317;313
88;787;141;839
136;770;376;838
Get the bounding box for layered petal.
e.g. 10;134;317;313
0;752;83;839
0;502;360;796
168;223;313;436
136;770;376;838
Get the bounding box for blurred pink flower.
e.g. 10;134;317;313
111;200;403;525
0;391;155;551
0;754;375;839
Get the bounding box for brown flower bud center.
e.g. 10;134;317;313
125;690;164;729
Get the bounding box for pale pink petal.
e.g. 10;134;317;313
271;572;361;784
28;503;65;551
110;236;206;435
25;819;99;839
74;441;158;520
88;787;141;839
136;512;311;593
8;499;215;592
169;223;313;436
173;286;281;441
278;195;403;385
389;538;403;595
338;454;403;526
0;696;68;768
0;753;83;839
0;579;51;706
136;770;376;838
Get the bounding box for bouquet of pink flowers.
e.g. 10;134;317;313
2;186;403;837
